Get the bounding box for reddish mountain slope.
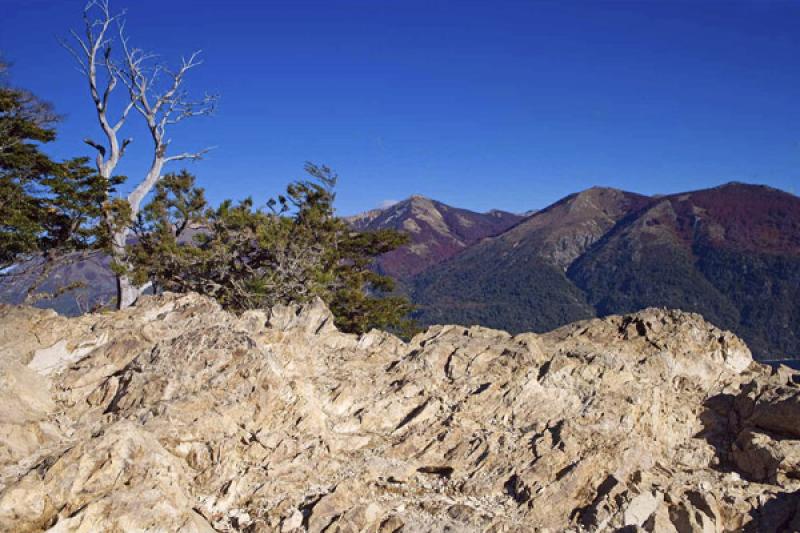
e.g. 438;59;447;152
569;182;800;358
347;195;523;278
664;182;800;255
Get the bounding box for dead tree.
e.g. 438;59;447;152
63;0;216;308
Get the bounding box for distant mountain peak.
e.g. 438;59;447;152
345;197;523;278
487;208;519;218
712;181;791;196
582;185;626;194
407;194;430;201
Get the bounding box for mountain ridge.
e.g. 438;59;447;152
408;182;800;359
345;195;523;279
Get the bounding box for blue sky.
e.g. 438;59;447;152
2;0;799;215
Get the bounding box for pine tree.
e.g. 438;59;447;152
0;59;117;303
129;164;416;335
0;59;59;268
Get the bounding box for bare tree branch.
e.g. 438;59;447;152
63;0;129;180
83;138;105;156
164;147;215;164
64;0;216;309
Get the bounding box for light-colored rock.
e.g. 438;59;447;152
624;491;662;527
0;293;796;532
28;338;102;376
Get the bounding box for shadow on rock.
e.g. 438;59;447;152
696;392;738;473
743;490;800;533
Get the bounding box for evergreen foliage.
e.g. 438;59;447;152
129;164;416;336
0;61;60;267
694;246;800;359
0;60;117;303
413;244;595;334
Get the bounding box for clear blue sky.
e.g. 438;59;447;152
2;0;799;215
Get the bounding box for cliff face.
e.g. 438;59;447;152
0;293;799;532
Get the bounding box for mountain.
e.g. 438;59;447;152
411;183;800;360
0;224;208;315
0;251;116;315
412;187;650;333
2;291;798;531
480;186;651;270
346;195;523;279
569;182;800;360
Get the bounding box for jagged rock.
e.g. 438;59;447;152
729;370;800;485
0;293;798;531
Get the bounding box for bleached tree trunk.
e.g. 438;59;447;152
63;0;215;309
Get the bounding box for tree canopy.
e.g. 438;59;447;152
129;164;416;336
1;59;117;305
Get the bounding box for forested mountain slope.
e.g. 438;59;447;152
409;183;800;360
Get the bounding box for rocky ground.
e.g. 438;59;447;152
0;293;799;532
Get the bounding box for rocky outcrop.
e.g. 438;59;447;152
0;293;798;531
728;367;800;486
